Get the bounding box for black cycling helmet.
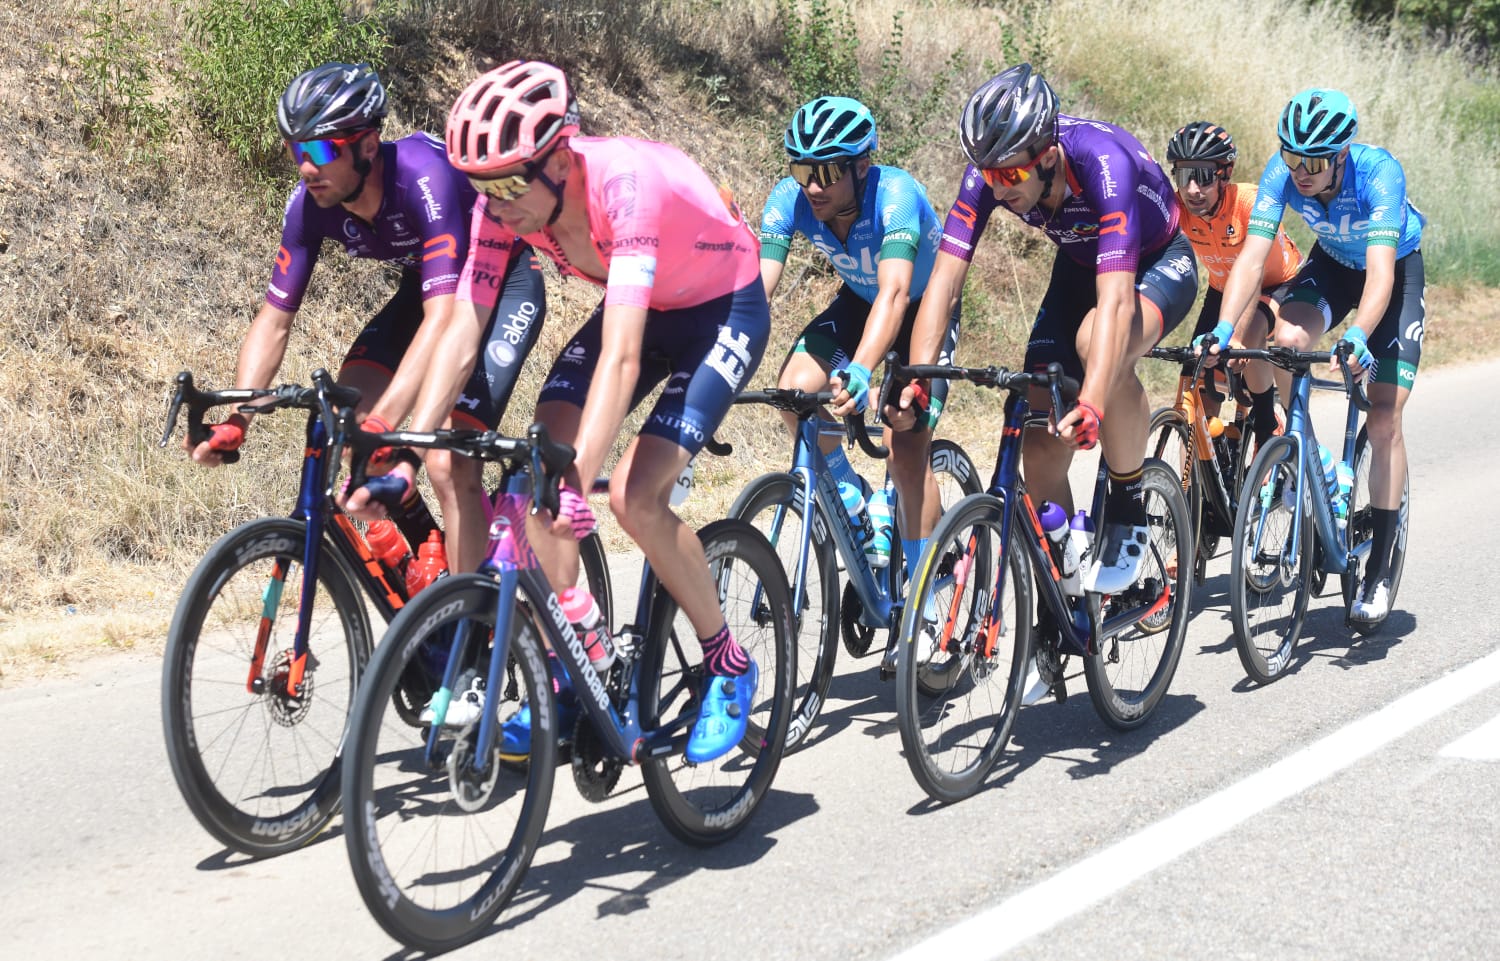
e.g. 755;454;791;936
277;62;388;142
959;63;1059;168
1167;121;1237;169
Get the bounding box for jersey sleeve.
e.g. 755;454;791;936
411;165;471;301
757;177;802;264
265;185;318;312
456;198;520;313
873;169;925;263
596;153;665;310
936;165;997;263
1360;151;1410;249
1247;153;1293;242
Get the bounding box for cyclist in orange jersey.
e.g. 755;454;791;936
1169;121;1299;447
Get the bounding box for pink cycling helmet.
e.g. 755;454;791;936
446;60;580;173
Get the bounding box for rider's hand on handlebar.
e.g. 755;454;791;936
830;362;871;417
1195;321;1235;368
882;377;930;433
1051;399;1102;450
1331;326;1375;381
340;457;417;521
187;413;248;466
360;413;397;467
538;482;597;538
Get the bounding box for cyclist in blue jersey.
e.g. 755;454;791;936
1208;88;1424;625
183;63;546;576
905;63;1197;599
760;96;961;607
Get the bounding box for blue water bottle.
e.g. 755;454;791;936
839;479;874;547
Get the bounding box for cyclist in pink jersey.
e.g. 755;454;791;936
385;61;770;763
190;63;546;577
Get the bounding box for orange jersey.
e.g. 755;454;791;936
1179;182;1300;291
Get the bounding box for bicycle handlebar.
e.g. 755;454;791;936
1210;343;1371;412
883;354;1081;419
161;368;361;465
722;387;890;459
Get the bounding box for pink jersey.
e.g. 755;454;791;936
457;136;760;312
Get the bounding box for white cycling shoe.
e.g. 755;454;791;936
1082;522;1150;595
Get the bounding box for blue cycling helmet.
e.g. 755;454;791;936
784;96;878;161
1278;88;1358;157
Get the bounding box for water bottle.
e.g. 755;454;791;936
366;520;412;586
406;530;448;596
839;479;874;548
1067;510;1095;596
1334;460;1353;532
560;586;614;674
865;482;893;568
1317;443;1340;514
1040;501;1083;595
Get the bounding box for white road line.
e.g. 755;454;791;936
888;648;1500;961
1438;712;1500;760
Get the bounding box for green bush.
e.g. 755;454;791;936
181;0;390;176
776;0;862;103
70;0;170;153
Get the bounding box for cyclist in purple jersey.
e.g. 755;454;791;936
186;63;546;576
904;63;1197;599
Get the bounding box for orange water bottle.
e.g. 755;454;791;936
406;530;449;596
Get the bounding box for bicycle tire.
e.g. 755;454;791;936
1344;425;1410;634
1149;406;1202;568
638;519;795;845
729;473;838;753
895;491;1031;803
161;517;371;858
1230;435;1313;683
1083;459;1191;730
342;573;556;953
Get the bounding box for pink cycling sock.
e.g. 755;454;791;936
700;624;749;677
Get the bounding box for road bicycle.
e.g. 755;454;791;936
339;423;796;953
886;358;1191;803
157;369;611;857
1146;344;1261;580
1224;345;1409;684
726;388;980;751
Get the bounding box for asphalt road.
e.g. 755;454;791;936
3;359;1497;960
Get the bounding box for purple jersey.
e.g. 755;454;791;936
265;132;475;311
938;115;1178;275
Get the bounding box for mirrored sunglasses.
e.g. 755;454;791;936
287;132;366;166
789;161;850;189
980;153;1043;189
468;172;535;202
1280;150;1334;175
1171;165;1219;190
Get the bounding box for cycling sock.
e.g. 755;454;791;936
1249;387;1278;445
901;537;927;579
825;444;861;492
700;624;749;676
1363;507;1400;589
1107;467;1148;527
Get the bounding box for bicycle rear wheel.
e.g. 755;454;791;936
1230;436;1313;683
1149;406;1202;570
895;492;1031;803
161;517;370;857
342;573;556;953
1344;425;1410;633
1083;460;1190;729
729;473;838;753
638;519;795;845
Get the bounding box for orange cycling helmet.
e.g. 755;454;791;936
446;60;581;174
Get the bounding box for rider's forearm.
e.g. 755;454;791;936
234;302;296;393
402;297;485;433
1080;281;1132;408
908;252;965;366
851;281;910;372
371;294;458;427
572;303;648;485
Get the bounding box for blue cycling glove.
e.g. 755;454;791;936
1193;320;1235;350
1336;326;1375;374
834;362;872;413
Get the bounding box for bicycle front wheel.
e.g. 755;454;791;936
1230;436;1313;683
342;573;556;953
895;492;1031;804
729;472;838;753
639;519;795;845
1344;425;1410;633
161;517;370;857
1083;460;1190;730
1149;406;1202;568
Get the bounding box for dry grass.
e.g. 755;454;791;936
2;0;1496;680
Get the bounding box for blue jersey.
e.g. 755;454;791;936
758;165;942;302
1247;142;1424;270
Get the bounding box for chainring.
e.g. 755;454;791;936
840;582;876;657
570;714;622;803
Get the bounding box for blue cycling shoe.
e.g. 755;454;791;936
685;659;759;764
499;693;579;762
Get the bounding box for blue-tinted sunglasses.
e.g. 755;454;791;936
287;131;369;166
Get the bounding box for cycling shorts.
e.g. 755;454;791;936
341;249;546;428
537;280;770;455
791;284;963;429
1025;230;1197;383
1281;244;1424;389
